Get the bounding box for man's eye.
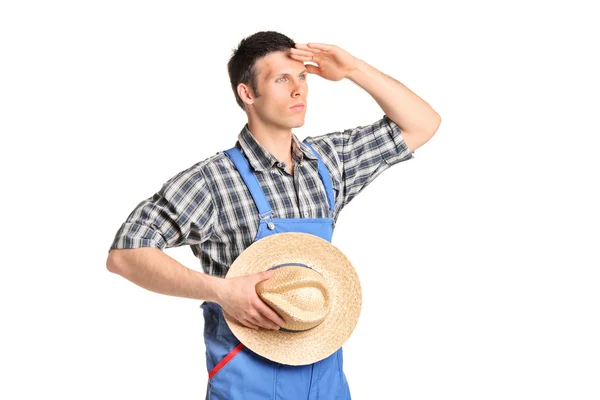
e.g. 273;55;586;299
277;75;306;82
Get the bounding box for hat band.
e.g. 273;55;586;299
267;262;324;276
267;262;326;333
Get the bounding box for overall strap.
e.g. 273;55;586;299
303;141;335;215
224;147;273;219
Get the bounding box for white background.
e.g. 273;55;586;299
1;1;599;399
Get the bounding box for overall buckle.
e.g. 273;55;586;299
259;210;276;230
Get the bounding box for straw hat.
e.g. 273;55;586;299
223;232;362;366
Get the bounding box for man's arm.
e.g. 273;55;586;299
106;248;286;331
107;166;285;330
106;247;224;301
346;59;441;152
291;42;442;152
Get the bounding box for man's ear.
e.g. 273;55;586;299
237;83;254;107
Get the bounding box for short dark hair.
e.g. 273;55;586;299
227;31;295;110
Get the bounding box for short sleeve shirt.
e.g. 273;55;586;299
109;115;414;277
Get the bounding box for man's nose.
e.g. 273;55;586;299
292;83;305;97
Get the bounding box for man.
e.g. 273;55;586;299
107;31;441;399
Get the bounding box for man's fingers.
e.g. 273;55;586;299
255;300;286;328
246;271;286;329
307;42;333;51
242;320;260;330
227;312;259;330
290;48;314;57
245;308;277;330
290;53;313;62
294;43;322;53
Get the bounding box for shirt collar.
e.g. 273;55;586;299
237;124;317;172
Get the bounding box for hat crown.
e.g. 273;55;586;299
256;264;330;332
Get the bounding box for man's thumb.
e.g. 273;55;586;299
257;269;275;282
306;64;321;77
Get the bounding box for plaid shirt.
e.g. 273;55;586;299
109;115;414;277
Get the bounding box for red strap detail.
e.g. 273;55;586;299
208;343;245;380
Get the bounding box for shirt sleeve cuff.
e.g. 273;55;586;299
108;222;167;252
377;115;415;165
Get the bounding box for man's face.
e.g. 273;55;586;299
249;50;308;129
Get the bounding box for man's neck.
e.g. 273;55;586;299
247;119;294;168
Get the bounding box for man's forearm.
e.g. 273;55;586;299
347;59;441;136
106;247;226;302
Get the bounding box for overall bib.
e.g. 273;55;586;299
200;142;352;400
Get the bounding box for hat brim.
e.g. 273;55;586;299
223;232;362;366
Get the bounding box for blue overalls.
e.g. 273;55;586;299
200;142;352;400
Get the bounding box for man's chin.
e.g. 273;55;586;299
290;117;306;129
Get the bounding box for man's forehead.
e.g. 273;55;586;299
258;52;306;79
264;67;308;80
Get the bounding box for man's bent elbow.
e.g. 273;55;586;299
106;247;160;275
106;249;125;274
